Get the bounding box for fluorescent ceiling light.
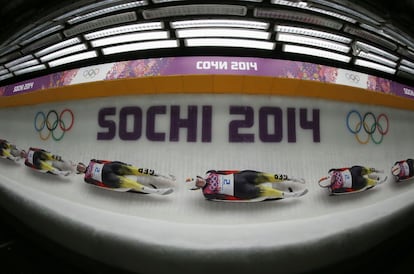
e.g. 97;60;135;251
0;73;13;81
91;31;169;47
277;33;350;53
354;59;396;74
171;19;269;30
9;60;39;71
185;38;275;50
305;7;356;23
20;25;64;46
14;64;46;76
283;44;351;63
271;0;356;23
35;38;81;57
4;55;34;68
0;52;22;65
177;28;270;40
143;5;247;19
383;24;414;47
102;40;178;55
399;65;414;75
63;12;137;37
357;51;397;68
272;0;307;7
311;0;382;25
254;9;343;30
68;1;148;24
53;0;126;21
0;45;19;58
48;51;97;67
22;33;63;55
0;69;8;75
13;21;52;42
40;44;88;62
152;0;183;2
401;59;414;69
344;25;397;51
84;22;164;40
354;41;398;61
360;24;394;41
275;25;351;43
397;47;414;60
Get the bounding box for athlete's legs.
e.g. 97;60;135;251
111;162;158;177
39;160;61;174
10;148;21;157
237;170;287;185
39;152;55;161
363;167;376;175
258;185;284;199
52;160;71;172
111;163;175;184
365;178;378;187
111;162;137;175
352;175;367;190
234;178;261;199
1;148;12;158
234;177;285;199
256;172;289;183
118;175;146;192
37;152;69;175
368;173;388;185
351;166;366;175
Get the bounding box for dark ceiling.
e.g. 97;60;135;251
1;0;414;86
1;0;414;45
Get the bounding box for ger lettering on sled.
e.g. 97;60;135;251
186;170;308;202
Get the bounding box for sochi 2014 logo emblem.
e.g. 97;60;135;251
34;109;74;141
346;110;389;144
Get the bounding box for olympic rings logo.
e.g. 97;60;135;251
83;68;99;78
345;73;360;83
34;109;75;141
346;110;389;144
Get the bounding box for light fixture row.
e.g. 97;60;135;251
0;20;407;78
2;1;407;55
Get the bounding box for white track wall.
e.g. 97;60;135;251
0;94;413;273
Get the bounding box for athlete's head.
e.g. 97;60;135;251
186;176;206;190
76;162;87;174
391;163;401;177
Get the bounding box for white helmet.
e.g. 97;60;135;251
391;164;401;177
